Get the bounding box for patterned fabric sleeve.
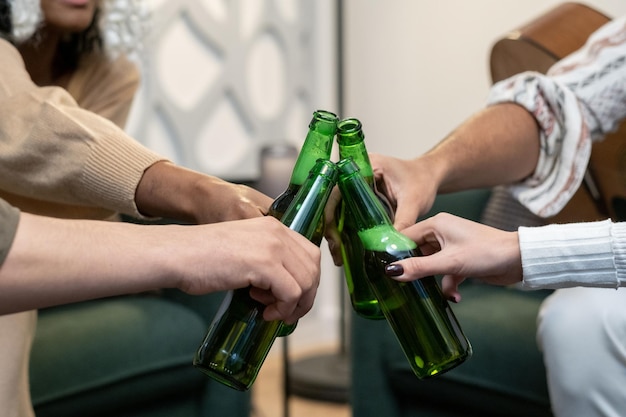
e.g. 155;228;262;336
487;16;626;218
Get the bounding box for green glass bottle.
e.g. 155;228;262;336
193;159;339;391
336;118;393;319
337;158;472;379
268;109;338;336
268;109;338;243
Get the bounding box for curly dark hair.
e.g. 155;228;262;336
0;0;12;38
56;7;104;71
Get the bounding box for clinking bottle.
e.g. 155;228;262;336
268;109;338;336
336;158;472;378
336;118;394;319
268;109;338;244
193;159;339;391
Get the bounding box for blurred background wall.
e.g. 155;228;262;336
343;0;626;157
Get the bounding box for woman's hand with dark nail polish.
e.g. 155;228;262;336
385;264;404;277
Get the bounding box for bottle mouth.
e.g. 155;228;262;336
337;118;364;145
314;109;339;122
312;158;339;182
337;157;360;175
337;118;361;134
311;110;339;135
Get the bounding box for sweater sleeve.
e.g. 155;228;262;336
0;198;19;267
0;38;167;218
519;220;626;289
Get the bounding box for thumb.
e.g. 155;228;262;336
393;203;420;232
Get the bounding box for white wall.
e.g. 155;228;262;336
342;0;626;157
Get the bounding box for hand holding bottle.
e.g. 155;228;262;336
369;152;440;232
385;213;522;302
172;215;321;323
337;159;471;378
326;152;436;266
194;159;338;391
267;109;338;336
0;214;319;320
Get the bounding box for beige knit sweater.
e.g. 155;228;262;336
0;38;165;220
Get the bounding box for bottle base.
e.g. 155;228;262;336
413;347;473;380
351;300;386;320
193;362;252;391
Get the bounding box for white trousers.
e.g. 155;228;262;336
0;310;36;417
537;287;626;417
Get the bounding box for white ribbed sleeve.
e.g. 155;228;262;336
519;220;626;290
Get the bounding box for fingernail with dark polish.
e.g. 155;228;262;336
448;295;459;303
385;264;404;277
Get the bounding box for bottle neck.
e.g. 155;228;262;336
338;162;415;252
338;139;374;185
289;112;337;186
337;118;374;185
281;160;337;241
338;132;394;221
289;135;333;185
338;168;391;229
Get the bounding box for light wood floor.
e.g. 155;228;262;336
251;345;351;417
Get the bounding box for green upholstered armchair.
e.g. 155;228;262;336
350;189;554;417
31;290;251;417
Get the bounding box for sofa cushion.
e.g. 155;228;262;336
30;296;208;417
382;283;553;416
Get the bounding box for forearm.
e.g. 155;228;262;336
423;103;541;193
135;161;272;224
0;213;321;323
135;161;207;222
0;213;175;314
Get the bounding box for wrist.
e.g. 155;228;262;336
135;161;205;223
506;231;523;285
416;152;450;193
147;224;192;290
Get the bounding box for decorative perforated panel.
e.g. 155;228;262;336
127;0;316;181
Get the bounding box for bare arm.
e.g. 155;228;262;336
0;214;319;322
425;103;540;192
371;102;541;231
135;161;274;224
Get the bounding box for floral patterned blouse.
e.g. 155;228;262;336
488;16;626;218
